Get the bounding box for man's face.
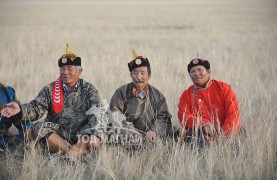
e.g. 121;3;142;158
130;66;151;90
189;65;211;87
60;65;81;87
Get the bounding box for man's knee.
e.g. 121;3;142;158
46;133;70;154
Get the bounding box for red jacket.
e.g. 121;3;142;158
178;79;241;136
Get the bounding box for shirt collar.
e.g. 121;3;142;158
62;81;79;92
193;79;212;90
131;85;148;99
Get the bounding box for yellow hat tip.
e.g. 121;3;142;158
132;49;138;60
66;43;72;54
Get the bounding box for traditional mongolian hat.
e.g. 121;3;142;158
128;50;150;72
58;43;81;67
187;55;210;73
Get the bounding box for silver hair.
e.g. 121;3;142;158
75;66;82;72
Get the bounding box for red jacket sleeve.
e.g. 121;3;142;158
220;84;241;135
178;89;210;130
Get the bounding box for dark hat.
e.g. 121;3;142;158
128;50;150;72
58;43;81;67
187;58;210;73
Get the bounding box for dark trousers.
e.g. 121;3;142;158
185;127;247;149
185;128;207;149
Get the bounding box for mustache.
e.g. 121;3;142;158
135;80;144;83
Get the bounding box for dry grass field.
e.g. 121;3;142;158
0;0;277;179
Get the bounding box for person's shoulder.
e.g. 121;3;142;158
181;85;193;95
0;83;15;95
212;79;231;89
6;86;15;93
81;79;98;91
115;83;130;92
148;84;163;94
110;83;131;99
148;84;166;99
0;84;16;102
41;81;55;91
0;83;14;91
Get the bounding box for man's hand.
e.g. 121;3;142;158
1;102;20;118
145;130;157;144
202;123;217;140
0;147;4;152
88;135;100;150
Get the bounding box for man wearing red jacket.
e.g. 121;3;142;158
178;57;244;148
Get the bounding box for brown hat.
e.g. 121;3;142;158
58;43;81;67
128;50;150;72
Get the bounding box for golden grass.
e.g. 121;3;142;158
0;0;276;179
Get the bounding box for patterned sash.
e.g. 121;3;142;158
52;77;63;113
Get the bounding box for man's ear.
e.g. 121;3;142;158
78;68;83;76
207;69;211;78
148;72;151;78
